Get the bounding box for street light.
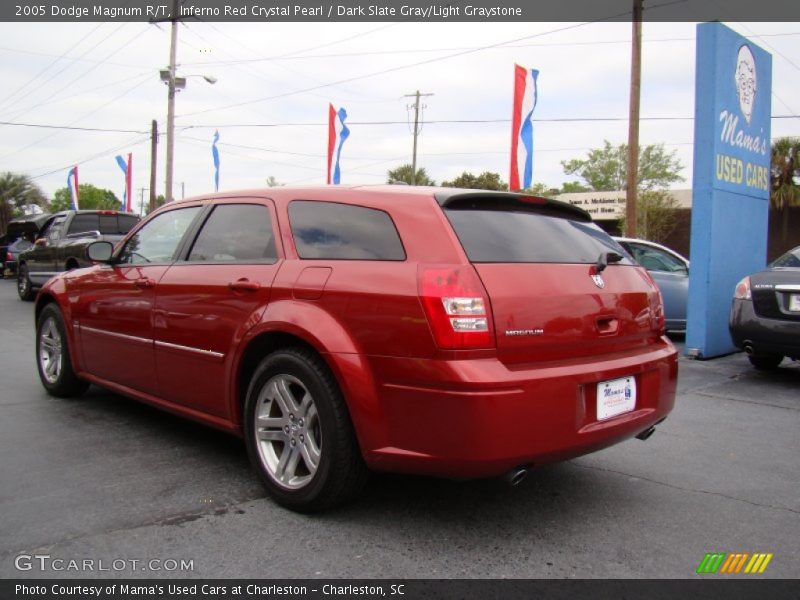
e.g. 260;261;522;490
160;69;216;203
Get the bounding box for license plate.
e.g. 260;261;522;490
597;376;636;421
790;294;800;312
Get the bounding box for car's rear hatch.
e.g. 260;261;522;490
438;191;663;365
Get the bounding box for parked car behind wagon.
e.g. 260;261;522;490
17;209;139;300
33;186;678;511
614;237;689;332
730;245;800;370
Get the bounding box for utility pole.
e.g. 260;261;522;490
404;90;433;185
164;0;180;204
625;0;642;237
137;187;148;216
149;119;158;213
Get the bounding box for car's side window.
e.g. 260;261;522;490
630;243;687;274
46;217;67;242
117;207;202;265
68;214;100;236
187;204;277;263
288;200;406;260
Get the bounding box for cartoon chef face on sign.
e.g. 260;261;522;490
735;44;757;124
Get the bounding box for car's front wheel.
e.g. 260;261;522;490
748;352;783;371
36;304;89;398
244;348;367;512
17;263;35;301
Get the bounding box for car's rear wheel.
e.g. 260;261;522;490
36;304;89;398
244;348;367;512
748;353;783;371
17;263;35;301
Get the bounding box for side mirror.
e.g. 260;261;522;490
86;241;114;263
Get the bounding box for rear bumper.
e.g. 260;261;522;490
729;299;800;359
353;338;678;478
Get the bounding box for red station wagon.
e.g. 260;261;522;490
33;186;678;511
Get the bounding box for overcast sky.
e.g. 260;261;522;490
1;19;799;210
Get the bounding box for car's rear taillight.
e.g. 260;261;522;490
418;265;494;349
734;276;751;300
5;252;11;262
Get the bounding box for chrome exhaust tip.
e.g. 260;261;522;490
636;426;656;441
504;467;529;487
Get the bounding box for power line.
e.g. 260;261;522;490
26;134;151;180
0;44;154;70
0;23;107;111
0;23;128;117
181;115;799;129
0;120;149;134
3;23;149;123
3;114;796;136
0;75;153;162
177;19;624;119
180;31;800;67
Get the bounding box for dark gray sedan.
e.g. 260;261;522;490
729;246;800;370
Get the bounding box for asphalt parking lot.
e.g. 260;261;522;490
0;278;797;579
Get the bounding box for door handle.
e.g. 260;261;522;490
229;279;260;292
134;278;155;289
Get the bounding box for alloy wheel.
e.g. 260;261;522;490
254;374;322;490
38;316;63;384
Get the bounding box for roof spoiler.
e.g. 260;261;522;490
434;190;592;223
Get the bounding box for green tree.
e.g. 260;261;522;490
442;171;508;191
561;140;684;191
617;190;680;243
770;137;800;242
387;164;435;186
559;181;592;193
0;172;48;235
519;182;590;196
50;183;121;212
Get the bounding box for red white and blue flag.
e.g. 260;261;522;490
327;104;350;185
114;153;132;212
509;65;539;191
66;166;79;210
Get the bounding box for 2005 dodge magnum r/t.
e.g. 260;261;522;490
33;186;677;511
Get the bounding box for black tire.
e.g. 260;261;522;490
244;347;368;512
17;263;35;301
748;353;783;371
36;304;89;398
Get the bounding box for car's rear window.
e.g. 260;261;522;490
771;247;800;268
289;200;406;260
68;214;99;235
445;209;633;264
67;213;139;236
101;214;139;234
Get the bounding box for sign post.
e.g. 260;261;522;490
686;23;772;359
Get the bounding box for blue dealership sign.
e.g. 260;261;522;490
686;23;772;358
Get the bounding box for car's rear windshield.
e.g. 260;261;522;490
444;208;634;264
770;247;800;268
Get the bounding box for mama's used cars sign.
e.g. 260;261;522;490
687;23;772;358
713;43;771;195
